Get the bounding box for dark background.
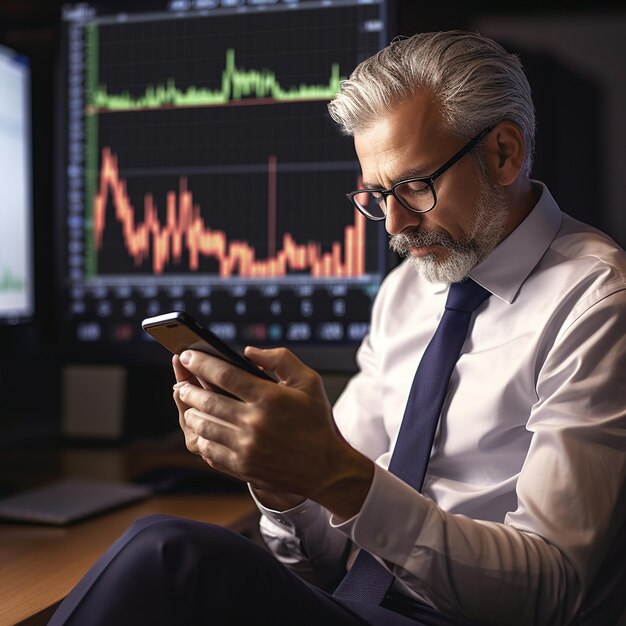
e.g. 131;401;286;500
1;0;625;448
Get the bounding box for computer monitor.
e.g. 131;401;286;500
0;44;33;326
56;0;393;373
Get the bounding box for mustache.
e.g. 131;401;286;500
389;228;468;256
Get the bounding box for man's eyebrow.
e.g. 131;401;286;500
361;167;430;189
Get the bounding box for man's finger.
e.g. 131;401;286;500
194;437;242;481
184;409;242;454
179;383;245;427
172;354;200;385
179;350;270;401
244;346;318;390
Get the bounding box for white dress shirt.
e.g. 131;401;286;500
253;183;626;626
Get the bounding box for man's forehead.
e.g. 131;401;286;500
354;93;447;186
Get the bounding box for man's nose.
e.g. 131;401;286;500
384;195;422;235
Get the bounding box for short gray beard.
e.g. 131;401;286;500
389;178;508;283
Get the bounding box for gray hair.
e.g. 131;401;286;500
328;31;535;175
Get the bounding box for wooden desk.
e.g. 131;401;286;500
0;441;258;626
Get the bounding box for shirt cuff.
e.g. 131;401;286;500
248;484;324;534
330;463;430;562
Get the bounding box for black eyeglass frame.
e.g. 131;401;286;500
346;126;494;221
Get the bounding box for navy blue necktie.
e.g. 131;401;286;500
333;279;491;605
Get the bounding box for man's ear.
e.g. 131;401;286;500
484;121;526;186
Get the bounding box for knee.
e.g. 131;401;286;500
127;514;236;543
122;514;249;566
118;515;264;596
126;513;191;537
127;513;180;533
124;514;220;551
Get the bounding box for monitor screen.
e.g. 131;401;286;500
57;0;392;371
0;44;33;325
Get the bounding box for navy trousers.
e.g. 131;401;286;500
47;515;477;626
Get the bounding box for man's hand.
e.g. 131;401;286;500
172;347;373;521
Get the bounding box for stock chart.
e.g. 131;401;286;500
60;0;389;360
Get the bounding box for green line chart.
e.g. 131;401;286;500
89;48;344;113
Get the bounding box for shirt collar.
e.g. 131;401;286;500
470;181;562;304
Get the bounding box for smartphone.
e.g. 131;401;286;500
141;311;275;382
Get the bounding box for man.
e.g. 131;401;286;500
49;31;625;626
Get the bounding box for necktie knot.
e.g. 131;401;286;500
445;279;491;313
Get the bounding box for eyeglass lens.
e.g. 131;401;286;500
353;181;435;219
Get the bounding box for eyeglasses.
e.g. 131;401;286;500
346;126;494;221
